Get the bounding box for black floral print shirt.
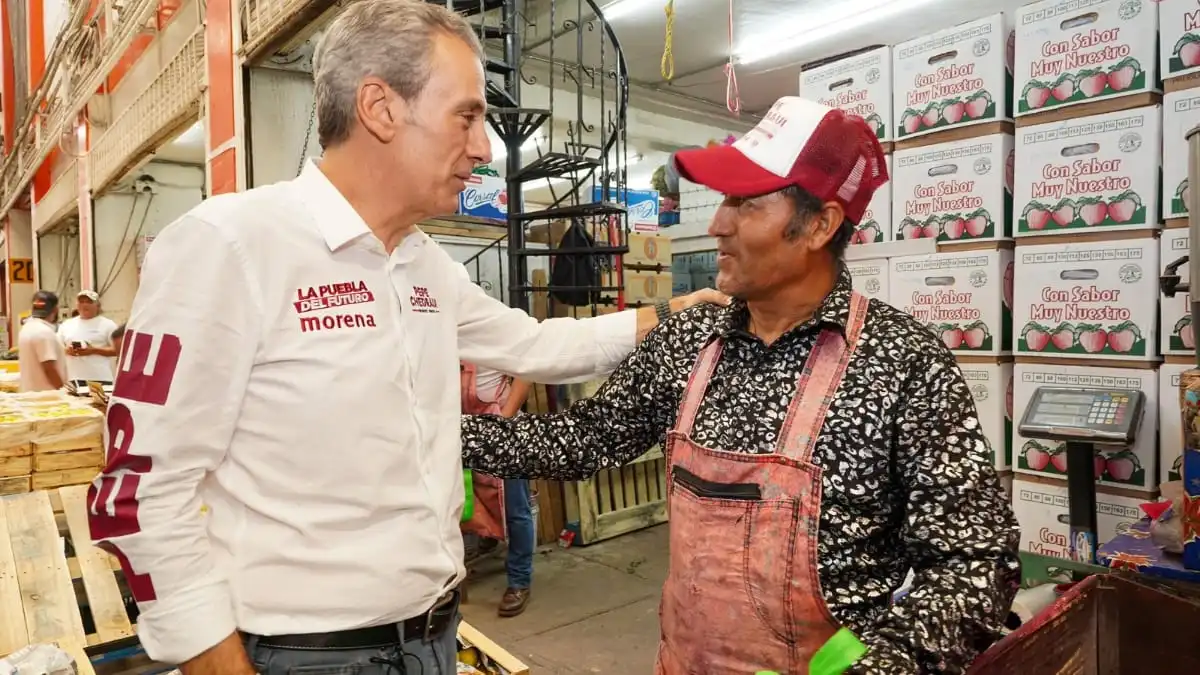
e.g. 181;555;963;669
461;268;1021;674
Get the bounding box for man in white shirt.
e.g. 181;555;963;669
58;290;120;384
86;3;725;675
18;290;66;392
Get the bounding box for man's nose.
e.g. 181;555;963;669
468;120;492;166
707;204;737;237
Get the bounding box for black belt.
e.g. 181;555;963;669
249;589;459;649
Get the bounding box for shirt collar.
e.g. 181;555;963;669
293;159;377;252
712;266;856;341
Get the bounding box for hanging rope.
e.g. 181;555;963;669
661;0;675;81
724;0;741;115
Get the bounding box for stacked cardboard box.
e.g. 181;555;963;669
0;391;105;495
1008;0;1165;557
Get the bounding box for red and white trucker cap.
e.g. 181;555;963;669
672;96;889;225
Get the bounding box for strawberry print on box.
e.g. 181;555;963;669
1015;106;1161;236
1016;0;1159;116
1160;362;1188;484
1164;90;1200;219
847;259;889;301
892;135;1014;242
1011;476;1146;556
960;362;1014;470
851;155;892;245
1161;229;1192;355
801;46;893;142
1014;238;1159;359
1013;364;1158;491
1160;0;1200;80
889;249;1014;355
892;13;1015;141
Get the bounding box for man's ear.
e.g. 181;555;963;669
357;76;400;143
805;202;846;251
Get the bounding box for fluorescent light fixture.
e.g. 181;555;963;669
599;0;653;23
737;0;943;66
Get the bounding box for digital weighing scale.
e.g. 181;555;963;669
1018;387;1145;564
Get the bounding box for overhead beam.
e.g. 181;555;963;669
519;53;761;134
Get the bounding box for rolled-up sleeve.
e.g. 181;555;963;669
849;355;1021;674
454;263;635;383
86;215;260;664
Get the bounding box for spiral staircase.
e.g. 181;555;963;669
451;0;634;314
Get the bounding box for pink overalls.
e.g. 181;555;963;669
460;362;508;540
655;292;869;675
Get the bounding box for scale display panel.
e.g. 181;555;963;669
1018;387;1144;446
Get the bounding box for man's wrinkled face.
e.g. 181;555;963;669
360;32;492;218
76;297;98;319
706;189;843;302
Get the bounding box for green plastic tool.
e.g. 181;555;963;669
461;469;475;522
755;627;867;675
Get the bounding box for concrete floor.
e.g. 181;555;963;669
461;524;669;673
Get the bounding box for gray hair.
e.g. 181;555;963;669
313;0;484;149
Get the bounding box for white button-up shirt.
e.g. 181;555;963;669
89;161;636;664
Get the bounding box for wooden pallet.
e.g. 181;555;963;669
0;486;136;672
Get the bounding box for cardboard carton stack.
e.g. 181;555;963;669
0;391;104;496
1158;1;1200;568
882;14;1019;486
1009;0;1166;555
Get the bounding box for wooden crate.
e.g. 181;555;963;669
564;447;668;546
457;620;529;675
0;486;137;672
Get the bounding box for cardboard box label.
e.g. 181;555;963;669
1014;239;1158;359
1016;0;1159;115
853;156;893;245
961;363;1014;470
893;135;1014;242
458;174;508;220
848;259;889;301
625;233;671;268
890;250;1014;354
1160;363;1188;484
1160;0;1200;80
1013;364;1158;491
1161;230;1192;355
1015;106;1161;236
801;46;893;141
1012;477;1146;557
892;14;1014;140
1164;91;1200;219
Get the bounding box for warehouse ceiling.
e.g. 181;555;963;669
528;0;1029;115
159;0;1035;171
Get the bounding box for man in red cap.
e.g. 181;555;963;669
461;97;1020;673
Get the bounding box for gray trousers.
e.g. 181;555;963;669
244;614;461;675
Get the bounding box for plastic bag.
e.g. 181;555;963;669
0;644;78;675
1147;481;1185;554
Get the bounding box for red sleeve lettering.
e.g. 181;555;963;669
88;329;184;604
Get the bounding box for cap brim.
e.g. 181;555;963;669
673;145;793;198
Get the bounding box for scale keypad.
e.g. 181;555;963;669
1086;393;1128;426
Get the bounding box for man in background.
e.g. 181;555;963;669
460;361;536;617
18;290;66;392
111;323;126;356
58;290;120;384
